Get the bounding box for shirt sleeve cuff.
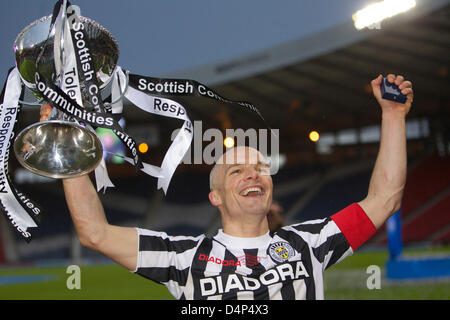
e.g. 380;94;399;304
330;203;377;251
131;227;141;273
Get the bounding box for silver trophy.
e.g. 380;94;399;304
13;14;119;178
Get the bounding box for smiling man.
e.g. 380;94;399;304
60;73;413;299
208;147;273;238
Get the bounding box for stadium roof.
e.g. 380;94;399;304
119;0;450;170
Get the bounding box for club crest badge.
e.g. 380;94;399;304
268;242;295;263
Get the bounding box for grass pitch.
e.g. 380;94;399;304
0;247;449;300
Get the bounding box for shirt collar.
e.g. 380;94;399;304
214;229;272;248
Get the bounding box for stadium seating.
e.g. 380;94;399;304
374;154;450;246
3;152;449;263
285;153;450;247
402;192;450;243
431;228;450;244
401;154;450;218
292;167;372;222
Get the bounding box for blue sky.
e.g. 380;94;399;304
0;0;367;84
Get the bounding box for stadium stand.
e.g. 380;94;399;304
402;192;450;243
291;164;373;222
369;153;450;246
4;151;449;262
0;240;4;263
431;227;450;244
401;154;450;218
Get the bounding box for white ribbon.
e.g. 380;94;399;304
91;65;128;193
56;3;115;193
0;68;37;240
117;68;193;193
91;65;127;193
52;1;64;84
110;66;125;115
60;9;83;107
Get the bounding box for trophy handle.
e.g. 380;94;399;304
104;69;130;108
18;97;46;106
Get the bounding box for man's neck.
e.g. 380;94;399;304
221;215;269;238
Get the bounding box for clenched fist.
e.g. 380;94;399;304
371;74;413;117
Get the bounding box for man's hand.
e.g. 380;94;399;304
371;74;413;117
39;103;53;122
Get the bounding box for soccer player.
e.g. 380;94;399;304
59;74;413;299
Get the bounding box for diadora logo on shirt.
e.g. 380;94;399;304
199;261;310;297
199;254;267;267
199;254;242;267
268;242;295;263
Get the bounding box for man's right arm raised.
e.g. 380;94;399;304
63;175;138;271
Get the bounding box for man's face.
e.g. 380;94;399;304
210;147;273;218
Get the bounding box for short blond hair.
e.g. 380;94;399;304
209;146;268;190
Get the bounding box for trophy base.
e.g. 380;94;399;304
14;120;103;179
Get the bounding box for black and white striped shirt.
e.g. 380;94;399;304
134;203;376;300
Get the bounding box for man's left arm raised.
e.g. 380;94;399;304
358;73;413;229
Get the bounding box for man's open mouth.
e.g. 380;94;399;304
239;186;264;197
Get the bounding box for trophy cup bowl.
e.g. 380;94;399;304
14;14;119;95
13;14;119;178
14;120;104;179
